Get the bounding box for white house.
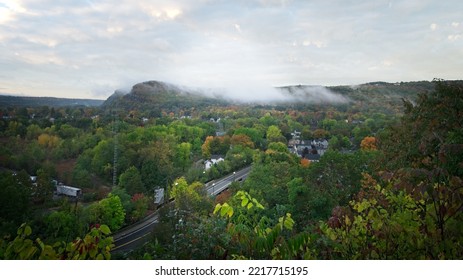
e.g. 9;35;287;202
204;156;224;170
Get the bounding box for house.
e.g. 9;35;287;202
215;131;226;137
290;130;301;139
209;117;221;123
289;138;329;161
288;139;301;146
305;153;321;162
311;139;329;149
288;128;329;161
204;155;224;170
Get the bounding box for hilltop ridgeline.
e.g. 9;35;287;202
101;79;450;115
3;80;460;114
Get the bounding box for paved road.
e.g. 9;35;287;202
205;166;251;196
111;166;251;255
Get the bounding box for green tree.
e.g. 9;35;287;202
25;124;42;141
97;194;126;231
266;125;286;143
6;121;26;138
170;177;207;213
58;124;80;139
33;169;54;205
301;127;313;140
340;136;351;149
233;127;264;147
176;142;192;171
267;142;289;153
287;177;311;230
260;113;278;127
369;80;463;258
320;178;463;259
90;140;113;179
321;119;337;131
130;193;150;222
313;128;329;139
213;191;314;259
328;136;340;150
225;145;253;170
111;186;133;221
0;171;31;234
299;150;376;224
352;125;372;146
43;209;78;243
118;166;145;196
71;167;92;189
139;138;175;192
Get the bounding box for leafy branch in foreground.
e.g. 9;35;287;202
214;191;315;260
0;223;114;260
320;175;463;259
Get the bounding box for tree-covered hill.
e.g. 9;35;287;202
328;81;439;114
101;81;230;117
2;80;459;114
101;80;459;117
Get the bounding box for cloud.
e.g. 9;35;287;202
140;4;183;21
448;34;462;41
277;85;350;104
0;1;28;24
234;23;242;33
178;82;349;104
382;60;393;67
302;40;326;48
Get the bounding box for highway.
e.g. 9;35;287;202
205;166;251;196
111;166;251;255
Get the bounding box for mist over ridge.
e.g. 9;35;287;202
106;79;351;107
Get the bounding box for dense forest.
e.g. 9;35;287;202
0;79;462;260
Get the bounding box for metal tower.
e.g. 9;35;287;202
112;112;118;188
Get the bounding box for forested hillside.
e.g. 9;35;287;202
101;81;230;117
0;79;462;260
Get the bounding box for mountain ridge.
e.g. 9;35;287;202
101;79;445;113
3;80;462;111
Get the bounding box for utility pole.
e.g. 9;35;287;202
112;112;118;189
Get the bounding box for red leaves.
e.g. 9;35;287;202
131;193;145;203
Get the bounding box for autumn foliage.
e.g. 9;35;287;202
360;136;377;151
37;133;60;148
201;135;231;158
300;158;311;168
231;134;255;148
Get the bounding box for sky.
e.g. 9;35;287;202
0;0;462;100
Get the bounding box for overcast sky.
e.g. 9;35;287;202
0;0;462;99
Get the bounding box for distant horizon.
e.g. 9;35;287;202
0;78;451;100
